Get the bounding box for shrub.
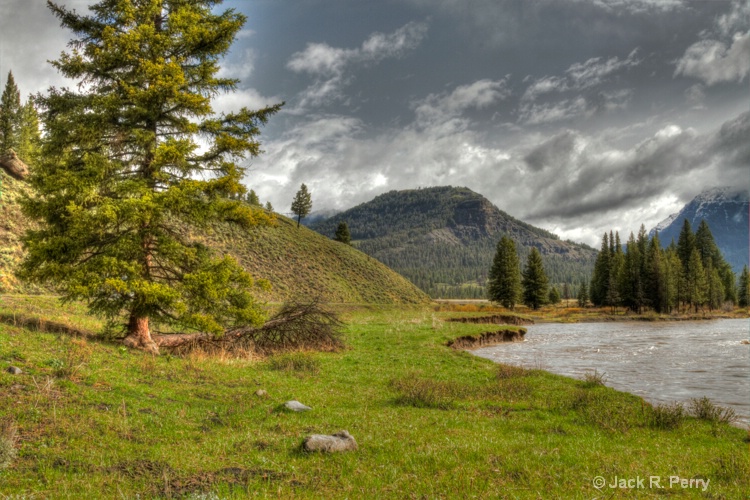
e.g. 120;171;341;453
496;364;531;380
649;402;686;430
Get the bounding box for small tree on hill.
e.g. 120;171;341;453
487;236;521;309
265;201;274;212
0;71;22;153
20;1;281;353
334;221;351;245
522;247;548;310
246;189;260;206
291;183;312;228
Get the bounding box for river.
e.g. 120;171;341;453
472;318;750;425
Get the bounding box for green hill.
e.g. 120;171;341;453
0;170;427;304
311;186;598;299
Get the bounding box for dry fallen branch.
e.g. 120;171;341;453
152;300;344;355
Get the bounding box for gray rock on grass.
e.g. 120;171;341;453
303;430;358;453
284;400;311;412
6;366;22;375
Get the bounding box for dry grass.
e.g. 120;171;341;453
0;419;17;470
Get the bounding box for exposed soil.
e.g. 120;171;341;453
448;328;526;349
446;314;534;326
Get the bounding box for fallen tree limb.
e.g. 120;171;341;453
151;300;344;355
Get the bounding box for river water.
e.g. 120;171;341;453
473;318;750;425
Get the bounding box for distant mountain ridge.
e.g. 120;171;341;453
650;187;749;273
310;186;597;298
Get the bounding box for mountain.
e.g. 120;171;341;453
310;186;598;298
650;187;749;273
0;170;428;304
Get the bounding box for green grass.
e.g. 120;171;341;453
0;297;748;498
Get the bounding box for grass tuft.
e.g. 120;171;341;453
268;352;321;375
649;402;686;430
581;369;607;388
390;373;459;409
688;396;737;424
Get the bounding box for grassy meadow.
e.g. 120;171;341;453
0;295;748;499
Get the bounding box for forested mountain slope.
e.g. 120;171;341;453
311;186;597;298
650;187;749;273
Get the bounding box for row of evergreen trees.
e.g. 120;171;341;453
589;220;749;313
0;71;41;163
487;236;551;310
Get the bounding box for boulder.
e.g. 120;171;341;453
0;150;29;180
255;389;268;397
6;366;22;375
303;430;358;453
284;400;311;412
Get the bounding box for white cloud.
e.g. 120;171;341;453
675;32;750;85
414;79;511;130
286;21;428;111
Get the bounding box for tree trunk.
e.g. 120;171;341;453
123;313;159;354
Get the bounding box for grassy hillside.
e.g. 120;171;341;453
0;297;747;498
0;170;427;304
311;186;597;299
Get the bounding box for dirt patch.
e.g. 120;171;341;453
448;328;526;349
446;315;534;326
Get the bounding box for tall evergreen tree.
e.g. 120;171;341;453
487;236;521;309
20;1;282;353
676;219;695;273
522;247;548;310
577;280;589;307
334;221;351;245
291;183;312;228
0;71;22;153
590;233;610;306
16;98;41;165
685;249;707;312
738;266;750;308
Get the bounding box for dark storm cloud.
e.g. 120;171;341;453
3;0;748;245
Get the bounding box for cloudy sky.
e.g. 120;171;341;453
1;0;749;245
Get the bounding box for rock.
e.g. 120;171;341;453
284;400;311;412
303;431;358;453
255;389;268;397
741;340;750;345
6;366;22;375
0;149;29;180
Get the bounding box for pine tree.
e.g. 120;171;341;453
548;286;561;305
334;221;351;245
16;98;41;165
265;201;274;212
20;1;282;353
522;247;548;310
685;249;707;312
0;71;22;153
246;189;260;205
577;280;589;307
487;236;521;309
738;266;749;308
291;183;312;228
676;219;695;273
590;233;610;306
